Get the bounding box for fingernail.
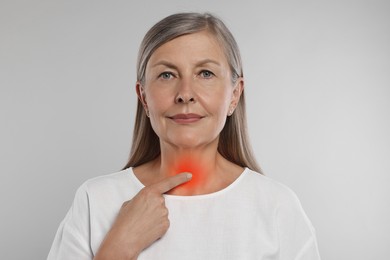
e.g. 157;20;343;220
186;173;192;179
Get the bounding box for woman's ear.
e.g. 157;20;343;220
229;78;244;114
136;82;149;115
136;82;146;105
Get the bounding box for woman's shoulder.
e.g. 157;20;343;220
80;168;128;188
78;168;142;199
243;168;303;206
243;168;315;229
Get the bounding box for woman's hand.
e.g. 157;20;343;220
94;172;192;260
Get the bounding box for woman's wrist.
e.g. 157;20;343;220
94;241;139;260
94;228;141;260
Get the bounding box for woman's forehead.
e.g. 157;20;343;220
148;31;228;67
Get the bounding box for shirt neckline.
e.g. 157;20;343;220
126;167;249;200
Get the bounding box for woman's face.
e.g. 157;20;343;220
138;31;243;149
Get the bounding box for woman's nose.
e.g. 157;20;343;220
175;78;196;104
176;95;195;104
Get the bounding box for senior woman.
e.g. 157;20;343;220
48;12;321;260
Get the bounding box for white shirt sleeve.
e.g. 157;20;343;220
47;184;93;260
275;189;321;260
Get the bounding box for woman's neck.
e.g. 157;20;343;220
156;141;241;195
159;143;216;194
133;140;244;196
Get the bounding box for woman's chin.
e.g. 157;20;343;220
160;129;219;149
165;136;214;150
171;140;205;149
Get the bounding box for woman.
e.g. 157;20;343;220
48;12;321;259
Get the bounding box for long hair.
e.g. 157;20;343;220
123;12;262;174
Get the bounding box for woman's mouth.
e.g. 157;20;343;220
169;113;204;124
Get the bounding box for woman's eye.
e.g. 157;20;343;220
159;72;174;80
200;70;214;79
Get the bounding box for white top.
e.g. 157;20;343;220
48;168;321;260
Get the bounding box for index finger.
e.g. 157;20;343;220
152;172;192;194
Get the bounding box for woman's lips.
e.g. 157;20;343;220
169;113;203;124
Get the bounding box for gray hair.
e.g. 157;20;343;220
137;12;242;84
123;12;262;174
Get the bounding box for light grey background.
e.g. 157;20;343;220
1;0;389;259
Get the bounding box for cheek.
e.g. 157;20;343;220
201;86;231;110
207;93;231;117
146;89;170;112
145;93;164;130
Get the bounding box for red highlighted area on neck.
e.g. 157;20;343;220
172;155;206;192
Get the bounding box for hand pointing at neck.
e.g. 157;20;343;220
94;172;192;260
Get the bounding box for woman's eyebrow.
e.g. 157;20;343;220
151;59;221;69
195;59;221;67
151;60;178;69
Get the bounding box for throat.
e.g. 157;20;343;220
167;156;210;195
154;147;244;196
